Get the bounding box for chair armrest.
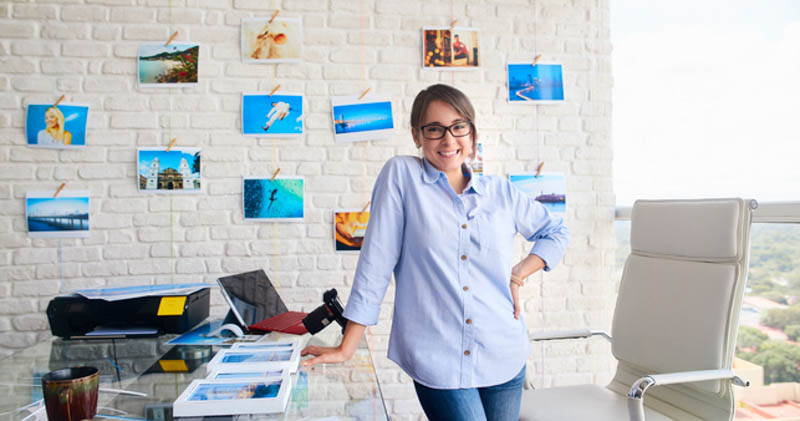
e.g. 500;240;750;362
626;369;749;421
529;329;611;342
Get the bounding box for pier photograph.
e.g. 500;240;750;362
331;95;394;142
26;190;90;238
507;62;565;103
138;42;199;87
509;173;567;214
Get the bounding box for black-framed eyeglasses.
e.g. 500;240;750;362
419;121;473;140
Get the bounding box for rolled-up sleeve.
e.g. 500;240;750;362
507;181;570;272
342;158;406;326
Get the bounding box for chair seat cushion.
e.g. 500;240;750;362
519;384;674;421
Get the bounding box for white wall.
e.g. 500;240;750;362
0;0;615;419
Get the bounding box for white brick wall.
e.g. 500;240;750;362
0;1;615;419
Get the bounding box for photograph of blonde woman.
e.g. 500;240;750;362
26;103;88;149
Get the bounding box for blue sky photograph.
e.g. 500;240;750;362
242;94;303;136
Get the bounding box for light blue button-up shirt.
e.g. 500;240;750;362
343;156;570;389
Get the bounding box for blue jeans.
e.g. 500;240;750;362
413;365;526;421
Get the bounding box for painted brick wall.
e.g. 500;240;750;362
0;0;615;419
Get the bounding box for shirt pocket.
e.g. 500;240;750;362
476;211;513;253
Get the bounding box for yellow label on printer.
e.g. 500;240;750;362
158;359;188;372
157;296;186;316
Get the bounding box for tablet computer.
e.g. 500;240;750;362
216;270;288;333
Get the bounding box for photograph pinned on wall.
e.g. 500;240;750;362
25;103;89;149
243;177;304;222
26;190;91;238
471;142;484;177
330;95;394;143
508;173;567;214
138;43;199;87
242;93;303;137
138;147;202;194
422;27;480;69
241;17;302;64
334;209;370;253
507;62;565;103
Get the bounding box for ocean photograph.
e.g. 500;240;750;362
242;93;303;136
26;192;90;238
331;96;394;142
507;63;565;103
243;177;304;221
509;173;567;214
138;43;199;86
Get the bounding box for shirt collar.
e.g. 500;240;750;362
421;157;485;195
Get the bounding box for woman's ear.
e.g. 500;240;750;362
411;127;421;148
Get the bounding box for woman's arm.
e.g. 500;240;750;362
301;320;366;367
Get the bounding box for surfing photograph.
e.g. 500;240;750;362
243;177;304;221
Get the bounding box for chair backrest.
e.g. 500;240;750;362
607;198;753;420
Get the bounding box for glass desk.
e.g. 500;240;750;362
0;327;388;421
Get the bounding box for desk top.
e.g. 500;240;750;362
0;327;388;421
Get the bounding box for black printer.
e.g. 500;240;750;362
46;288;209;339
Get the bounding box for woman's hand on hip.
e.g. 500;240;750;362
510;280;521;320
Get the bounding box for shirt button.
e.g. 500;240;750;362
461;255;467;261
466;319;472;324
461;224;467;229
464;350;471;356
463;286;469;291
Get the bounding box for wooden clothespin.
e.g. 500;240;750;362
535;162;544;178
269;85;281;97
53;95;65;108
449;19;458;32
166;138;177;152
268;10;280;24
270;168;281;182
532;53;543;67
358;88;370;101
165;31;179;47
360;201;371;213
53;183;66;198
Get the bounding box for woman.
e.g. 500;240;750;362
302;84;569;421
37;107;72;146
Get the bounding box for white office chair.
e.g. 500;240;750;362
520;198;755;421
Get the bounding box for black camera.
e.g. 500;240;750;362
302;289;347;335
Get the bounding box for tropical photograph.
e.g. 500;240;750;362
422;27;480;69
242;93;303;136
26;190;91;238
243;177;304;221
331;95;394;142
334;210;370;252
188;381;281;401
138;147;201;193
509;173;567;214
138;42;199;87
25;103;88;149
508;63;565;103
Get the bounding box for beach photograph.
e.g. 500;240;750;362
243;177;304;221
334;210;370;252
331;95;394;142
138;147;201;193
422;27;480;69
507;63;565;103
25;103;88;149
242;93;303;136
138;42;199;87
26;190;91;238
242;17;302;64
509;173;567;214
188;381;281;401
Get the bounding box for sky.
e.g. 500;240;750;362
138;43;197;59
27;197;89;217
611;0;800;205
138;149;200;176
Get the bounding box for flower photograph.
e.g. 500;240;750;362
138;42;199;87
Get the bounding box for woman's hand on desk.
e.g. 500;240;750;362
301;320;365;367
301;345;355;367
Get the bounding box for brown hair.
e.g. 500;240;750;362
410;84;478;153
